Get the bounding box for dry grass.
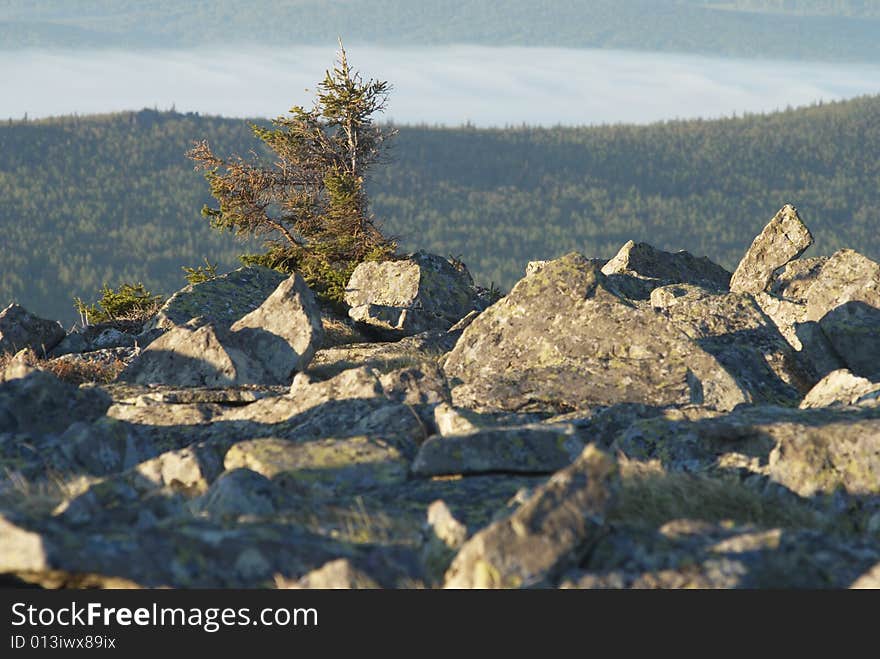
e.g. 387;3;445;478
0;469;95;518
613;456;828;532
320;315;371;348
0;349;125;385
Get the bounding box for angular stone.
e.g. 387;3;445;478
602;241;731;291
729;205;813;295
770;257;828;301
753;292;844;379
191;468;282;518
443;444;620;588
851;563;880;589
119;324;269;387
345;251;481;337
421;500;468;585
443;253;747;414
278;559;380;589
412;425;583;477
0;303;65;356
799;369;880;409
229;273;324;381
146;266;286;331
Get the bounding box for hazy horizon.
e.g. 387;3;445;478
3;45;880;128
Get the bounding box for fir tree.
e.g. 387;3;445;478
187;41;397;303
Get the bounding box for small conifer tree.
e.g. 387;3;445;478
188;42;398;303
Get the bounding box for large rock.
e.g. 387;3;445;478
0;363;111;435
443;253;747;414
729;205;813;295
119;323;270;387
649;283;813;403
0;303;65;356
802;250;880;380
146;266;286;331
121;274;323;386
344;251;481;337
602;241;731;291
228;273;324;381
759;249;880;380
443;444;620;588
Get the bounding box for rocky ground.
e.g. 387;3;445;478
1;205;879;589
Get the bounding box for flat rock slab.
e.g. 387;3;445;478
443;253;747;414
564;521;880;589
412;425;584;477
0;512;363;588
224;435;412;496
730;204;813;295
613;405;880;498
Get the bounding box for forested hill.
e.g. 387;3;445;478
2;95;880;323
2;0;880;62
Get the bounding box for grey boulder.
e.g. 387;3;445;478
443;253;747;414
0;303;65;356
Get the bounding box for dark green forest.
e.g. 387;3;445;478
2;94;880;324
2;0;880;62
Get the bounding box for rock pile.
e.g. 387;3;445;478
1;208;879;589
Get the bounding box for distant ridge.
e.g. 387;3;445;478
2;95;880;321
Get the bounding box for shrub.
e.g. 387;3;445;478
73;282;164;325
182;257;219;285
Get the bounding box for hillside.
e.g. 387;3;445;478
1;0;880;61
2;95;880;323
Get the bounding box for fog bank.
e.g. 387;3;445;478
3;45;880;125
